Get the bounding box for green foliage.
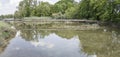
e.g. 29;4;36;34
73;0;120;22
52;12;66;19
52;0;77;14
0;14;13;19
36;2;52;16
14;0;36;18
14;0;120;23
65;7;77;19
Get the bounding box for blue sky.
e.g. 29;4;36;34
0;0;80;15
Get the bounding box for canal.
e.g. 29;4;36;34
0;21;120;57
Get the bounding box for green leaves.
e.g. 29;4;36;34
52;0;76;14
71;0;120;22
65;7;77;19
36;2;52;16
14;0;120;23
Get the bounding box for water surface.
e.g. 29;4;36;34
0;22;120;57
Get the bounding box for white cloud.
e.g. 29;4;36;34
10;0;22;6
39;0;59;4
0;0;10;4
31;41;54;48
0;0;23;15
75;0;80;2
0;3;1;7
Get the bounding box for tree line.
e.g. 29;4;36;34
1;0;120;23
14;0;78;19
0;14;14;19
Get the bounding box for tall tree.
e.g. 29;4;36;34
52;0;76;14
36;2;52;16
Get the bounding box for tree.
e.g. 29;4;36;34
0;14;13;19
52;0;76;14
65;7;77;19
15;0;35;18
73;0;91;19
36;2;52;16
30;0;38;16
14;0;120;23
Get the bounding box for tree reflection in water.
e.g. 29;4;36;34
0;30;16;54
0;24;120;57
13;23;120;57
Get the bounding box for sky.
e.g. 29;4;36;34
0;0;80;15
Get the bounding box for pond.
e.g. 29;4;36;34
0;22;120;57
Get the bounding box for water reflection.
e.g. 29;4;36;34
0;30;16;54
0;23;119;57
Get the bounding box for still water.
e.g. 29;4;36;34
0;22;120;57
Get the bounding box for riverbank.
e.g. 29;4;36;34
99;21;120;29
0;21;16;38
3;18;120;29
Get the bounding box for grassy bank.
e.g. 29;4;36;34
0;21;16;39
99;21;120;29
0;21;16;52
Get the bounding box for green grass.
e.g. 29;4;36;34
0;21;16;38
0;21;11;28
